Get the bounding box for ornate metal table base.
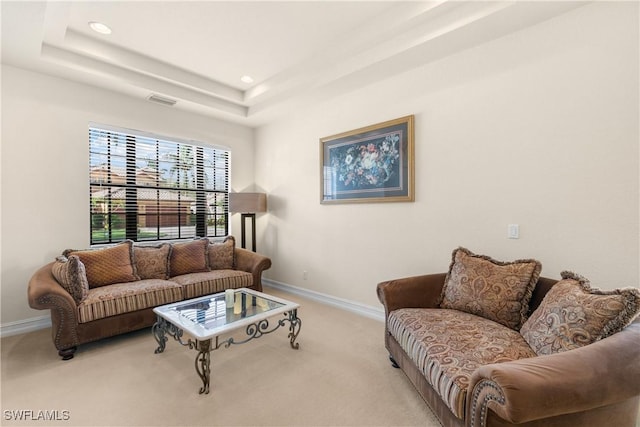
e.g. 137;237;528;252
192;339;211;394
152;310;301;394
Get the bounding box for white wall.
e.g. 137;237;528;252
255;2;639;308
1;66;254;326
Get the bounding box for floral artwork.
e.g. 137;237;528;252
320;115;414;204
330;132;402;191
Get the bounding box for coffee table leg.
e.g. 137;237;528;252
152;317;168;354
288;309;302;350
193;339;212;394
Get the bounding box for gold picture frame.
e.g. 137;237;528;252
320;115;415;204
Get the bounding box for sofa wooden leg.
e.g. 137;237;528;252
58;347;77;360
389;355;400;369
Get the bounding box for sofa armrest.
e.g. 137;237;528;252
28;263;80;352
467;318;640;427
28;262;76;311
235;248;272;292
376;273;447;314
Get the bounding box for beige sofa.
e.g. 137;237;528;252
28;237;271;360
377;247;640;427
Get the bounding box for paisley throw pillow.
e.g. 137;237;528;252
439;247;541;330
521;271;640;355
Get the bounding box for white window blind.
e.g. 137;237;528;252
89;125;229;244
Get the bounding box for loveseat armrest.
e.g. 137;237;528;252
235;247;272;292
28;262;80;354
376;273;447;314
467;318;640;427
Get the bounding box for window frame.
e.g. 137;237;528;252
89;123;230;245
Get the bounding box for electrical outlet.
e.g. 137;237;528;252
303;270;308;280
508;224;519;239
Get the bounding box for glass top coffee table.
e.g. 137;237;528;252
152;288;301;394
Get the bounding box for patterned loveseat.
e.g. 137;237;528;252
28;237;271;360
377;247;640;427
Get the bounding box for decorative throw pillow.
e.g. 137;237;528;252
209;236;236;270
520;271;640;355
133;243;172;280
169;238;210;277
51;255;89;304
64;240;139;288
439;247;542;330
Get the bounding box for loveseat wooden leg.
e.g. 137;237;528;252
58;347;77;360
389;355;400;369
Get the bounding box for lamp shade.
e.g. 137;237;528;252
229;192;267;213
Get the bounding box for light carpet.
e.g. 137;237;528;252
1;287;441;426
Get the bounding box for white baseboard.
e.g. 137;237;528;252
263;279;385;322
0;315;51;338
1;283;384;338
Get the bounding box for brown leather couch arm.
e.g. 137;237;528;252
28;262;76;311
468;318;640;427
235;247;272;292
28;262;80;353
376;273;447;314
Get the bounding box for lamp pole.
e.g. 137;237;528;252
240;213;257;252
229;192;266;253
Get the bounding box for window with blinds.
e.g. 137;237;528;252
89;125;229;244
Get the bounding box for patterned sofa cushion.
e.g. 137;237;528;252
209;236;236;270
171;270;253;299
51;255;89;304
169;238;210;277
64;240;139;288
388;308;536;419
77;279;183;323
521;271;640;355
134;243;172;280
440;247;541;330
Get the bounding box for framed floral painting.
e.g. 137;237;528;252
320;115;414;204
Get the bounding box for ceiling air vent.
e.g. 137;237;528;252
147;94;177;106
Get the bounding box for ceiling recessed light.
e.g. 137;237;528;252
240;75;254;84
89;21;112;35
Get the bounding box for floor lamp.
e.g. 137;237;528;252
229;192;267;252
